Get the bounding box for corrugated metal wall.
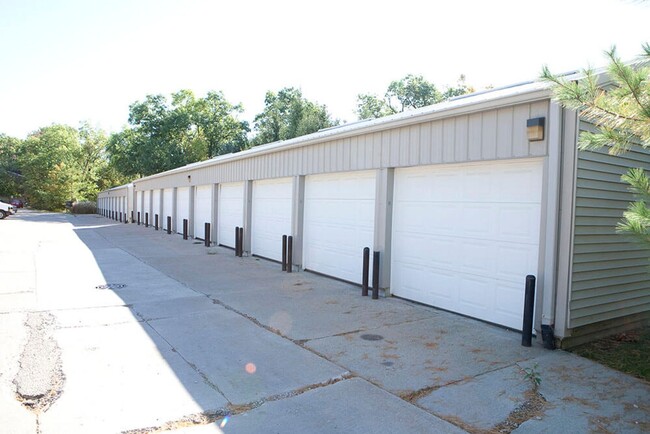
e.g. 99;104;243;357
570;123;650;328
134;101;549;190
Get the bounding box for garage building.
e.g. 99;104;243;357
98;78;650;348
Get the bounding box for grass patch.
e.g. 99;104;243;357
571;326;650;381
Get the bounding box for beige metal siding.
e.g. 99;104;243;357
134;101;550;192
570;124;650;328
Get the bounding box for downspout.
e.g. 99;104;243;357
539;102;564;348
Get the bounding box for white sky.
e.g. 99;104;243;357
0;0;648;139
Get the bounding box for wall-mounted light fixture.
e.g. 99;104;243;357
187;175;191;182
526;117;545;141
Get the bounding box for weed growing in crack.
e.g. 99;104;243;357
523;363;542;390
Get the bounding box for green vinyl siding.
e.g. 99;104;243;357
570;125;650;328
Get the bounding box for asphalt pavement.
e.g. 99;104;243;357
0;210;648;433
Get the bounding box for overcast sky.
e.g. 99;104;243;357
1;0;648;139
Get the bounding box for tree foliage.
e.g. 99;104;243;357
17;123;111;210
542;45;650;247
0;134;22;198
108;90;249;178
356;74;473;120
251;87;337;146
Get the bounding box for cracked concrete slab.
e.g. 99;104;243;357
417;364;532;431
147;307;348;404
39;321;228;434
514;352;650;433
0;312;37;433
5;212;650;434
305;312;545;394
192;378;466;434
130;295;219;322
13;312;65;412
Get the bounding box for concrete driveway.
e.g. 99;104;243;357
1;211;648;433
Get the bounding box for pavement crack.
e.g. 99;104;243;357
141;321;229;401
489;389;547;433
121;373;355;433
13;312;65;413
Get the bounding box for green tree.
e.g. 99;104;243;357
356;74;473;120
15;123;111;210
76;122;110;200
251;87;337;146
0;134;23;199
108;90;248;177
19;125;81;210
542;45;650;247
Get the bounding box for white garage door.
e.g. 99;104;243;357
144;191;151;223
303;171;376;284
176;187;190;233
218;182;244;248
252;178;292;261
194;185;212;239
152;190;161;224
136;191;142;217
391;159;542;330
163;188;173;230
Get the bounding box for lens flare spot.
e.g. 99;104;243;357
245;362;256;374
220;415;229;428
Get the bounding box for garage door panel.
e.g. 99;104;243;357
458;276;493;310
218;182;244;248
495;281;525;319
394;265;456;304
152;190;161;218
194;185;212;238
144;192;151;217
460;241;495;275
303;171;375;284
497;168;543;202
495;244;538;281
462;205;496;237
163;189;173;229
497;205;540;242
176;187;190;231
392;159;542;330
251;178;292;261
430;173;460;200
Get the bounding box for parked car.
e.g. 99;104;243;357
0;201;14;219
10;199;24;208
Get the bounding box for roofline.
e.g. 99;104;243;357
134;81;552;183
101;183;133;194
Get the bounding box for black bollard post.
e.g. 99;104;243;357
145;212;149;228
131;211;134;223
287;236;293;273
362;247;370;296
522;275;536;347
119;212;122;223
282;235;288;271
204;222;211;247
155;214;159;231
167;216;171;235
137;212;141;225
235;227;240;256
183;219;188;240
372;251;380;299
124;212;128;224
239;227;244;257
